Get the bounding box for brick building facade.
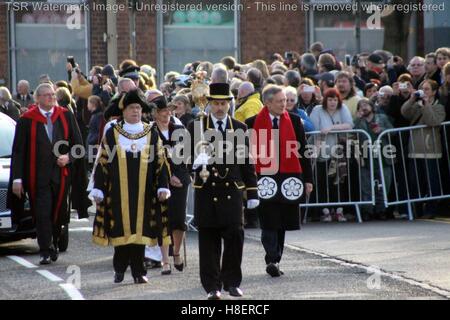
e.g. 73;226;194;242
0;0;306;89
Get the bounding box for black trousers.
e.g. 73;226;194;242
35;183;61;255
113;244;146;277
261;228;286;265
198;226;244;293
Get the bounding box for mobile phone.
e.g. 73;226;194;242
285;52;293;60
67;56;76;68
345;54;352;67
303;85;315;93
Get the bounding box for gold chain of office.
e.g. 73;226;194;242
113;123;152;140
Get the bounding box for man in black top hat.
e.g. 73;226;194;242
188;83;259;300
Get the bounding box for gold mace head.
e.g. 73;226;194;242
191;77;209;110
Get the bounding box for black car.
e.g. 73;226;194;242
0;113;68;250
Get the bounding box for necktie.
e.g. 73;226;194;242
272;117;279;129
217;120;225;134
45;112;53;141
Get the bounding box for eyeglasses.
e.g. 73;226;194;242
286;99;296;103
410;64;424;67
39;93;55;98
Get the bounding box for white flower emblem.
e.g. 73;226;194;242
257;177;277;199
281;177;304;201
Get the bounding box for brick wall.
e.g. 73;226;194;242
0;3;9;87
240;0;306;64
135;7;157;67
90;0;108;67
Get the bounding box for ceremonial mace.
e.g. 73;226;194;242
191;73;210;184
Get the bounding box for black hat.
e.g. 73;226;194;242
104;90;150;120
121;89;150;112
206;83;233;101
101;64;116;78
148;95;168;110
119;65;141;80
368;54;384;65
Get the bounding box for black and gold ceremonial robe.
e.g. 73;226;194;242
92;121;171;247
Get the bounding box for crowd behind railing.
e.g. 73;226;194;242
1;42;449;224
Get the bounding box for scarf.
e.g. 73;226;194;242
251;106;302;175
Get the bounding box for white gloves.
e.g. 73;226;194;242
157;188;171;200
192;152;210;170
89;189;104;204
247;199;260;209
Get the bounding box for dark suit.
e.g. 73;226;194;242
0;100;21;121
13;93;34;110
188;115;258;293
8;106;83;256
246;112;312;265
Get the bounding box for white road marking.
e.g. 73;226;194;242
245;234;450;299
7;255;38;269
69;227;92;232
36;270;63;282
59;283;85;300
7;255;85;300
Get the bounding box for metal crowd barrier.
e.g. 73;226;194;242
375;121;450;221
302;129;376;223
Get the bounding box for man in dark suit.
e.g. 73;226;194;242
8;83;83;265
188;83;259;300
246;84;313;277
14;80;34;113
0;87;21;121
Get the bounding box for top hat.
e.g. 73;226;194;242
206;83;233;101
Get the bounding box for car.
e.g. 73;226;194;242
0;113;36;241
0;113;68;250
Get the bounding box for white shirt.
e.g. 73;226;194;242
88;120;171;200
118;121;148;153
210;114;228;131
269;114;280;128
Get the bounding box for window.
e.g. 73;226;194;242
158;0;238;79
10;0;89;91
310;9;384;60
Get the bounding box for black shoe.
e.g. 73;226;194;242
50;248;59;262
207;290;221;300
133;275;148;284
225;286;243;297
114;273;124;283
173;254;184;272
266;263;281;277
161;263;172;275
39;255;51;265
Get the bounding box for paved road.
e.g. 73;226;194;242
0;215;447;300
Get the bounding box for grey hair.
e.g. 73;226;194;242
33;83;54;101
117;77;135;93
0;87;12;101
211;67;229;84
262;85;283;104
284;86;298;103
301;53;317;71
17;79;30;88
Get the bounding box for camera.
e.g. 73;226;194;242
303;85;315;93
233;65;241;72
285;52;293;60
399;82;408;90
415;90;425;99
67;56;76;68
345;54;352;67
